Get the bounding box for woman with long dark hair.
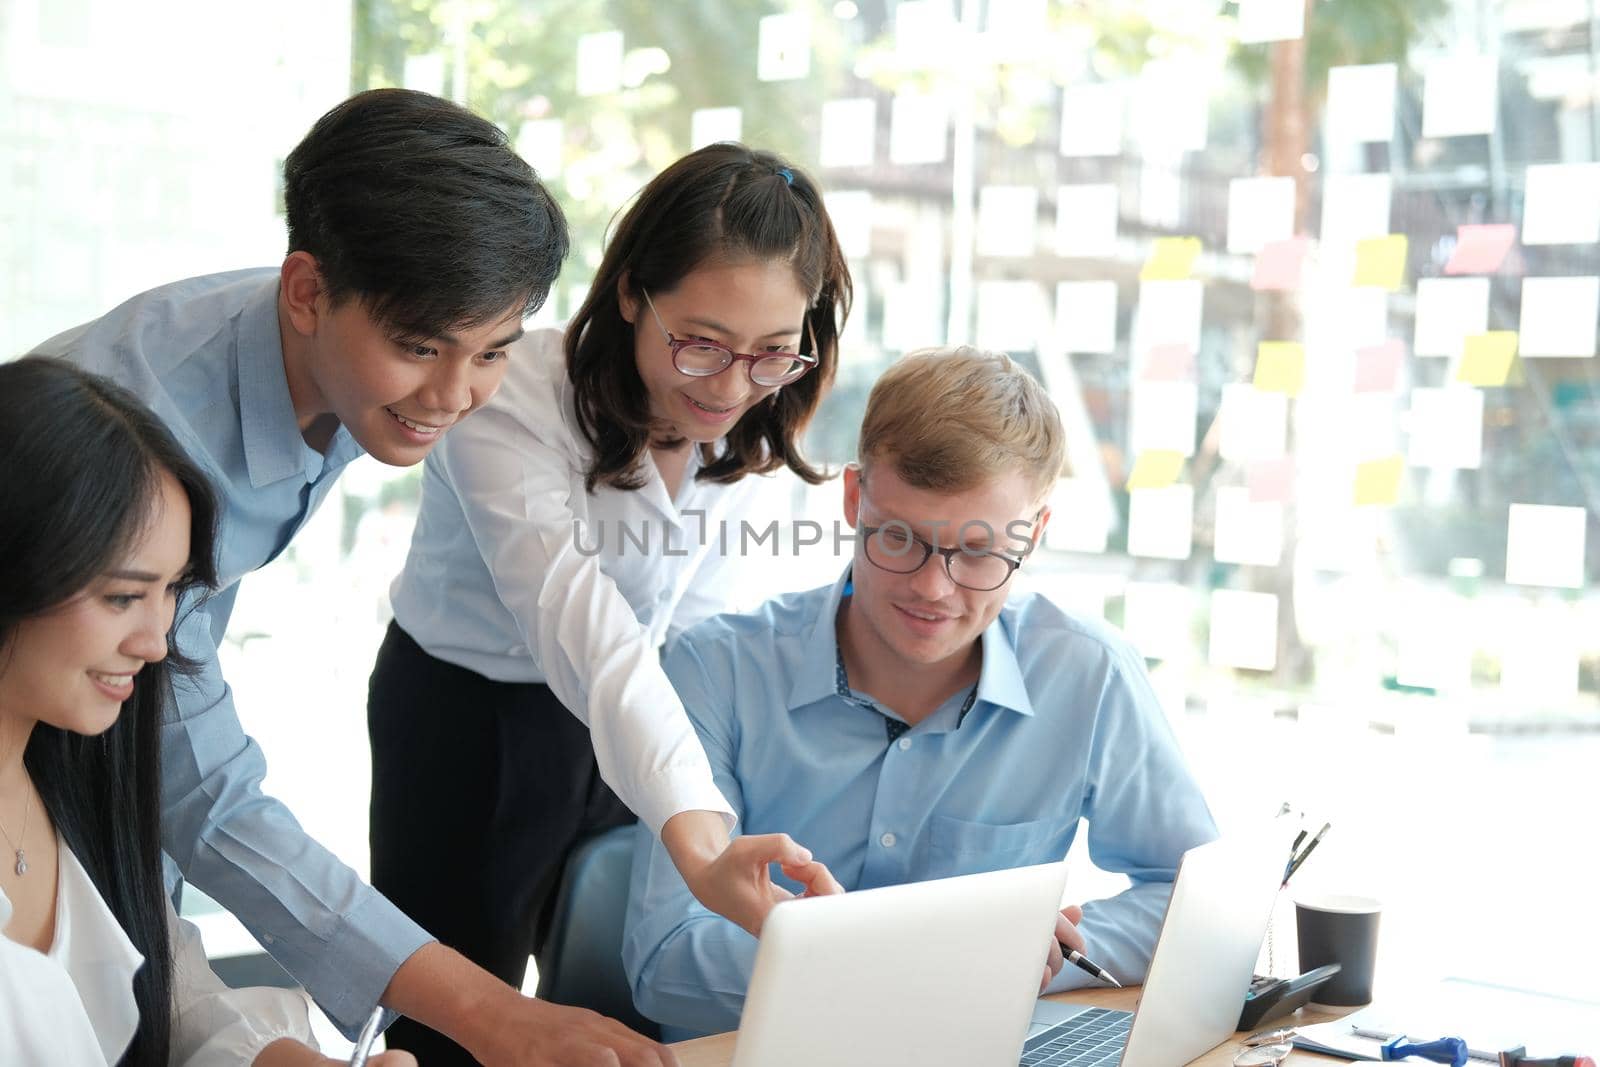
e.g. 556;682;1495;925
0;357;409;1065
368;143;852;1061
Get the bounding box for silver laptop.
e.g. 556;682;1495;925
729;829;1285;1067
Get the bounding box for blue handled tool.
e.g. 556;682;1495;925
1381;1035;1470;1067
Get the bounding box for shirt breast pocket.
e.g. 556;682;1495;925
924;814;1060;880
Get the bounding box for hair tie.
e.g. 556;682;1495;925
778;167;794;185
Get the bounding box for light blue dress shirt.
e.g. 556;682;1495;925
622;569;1219;1037
28;269;432;1035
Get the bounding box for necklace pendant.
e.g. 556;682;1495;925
13;850;24;877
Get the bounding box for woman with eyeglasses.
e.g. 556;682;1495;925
366;143;852;1062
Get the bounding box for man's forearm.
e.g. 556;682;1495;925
382;941;518;1062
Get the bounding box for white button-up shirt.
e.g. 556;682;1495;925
390;328;783;835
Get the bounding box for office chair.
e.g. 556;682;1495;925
535;824;661;1039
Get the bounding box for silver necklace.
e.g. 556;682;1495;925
0;792;31;876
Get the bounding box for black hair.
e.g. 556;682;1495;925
567;143;852;492
283;87;570;341
0;357;221;1067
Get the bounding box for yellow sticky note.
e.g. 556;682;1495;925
1457;331;1518;386
1352;234;1408;290
1126;450;1184;490
1141;237;1202;281
1354;455;1404;506
1253;341;1306;395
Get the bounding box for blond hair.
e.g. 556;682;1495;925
857;346;1067;499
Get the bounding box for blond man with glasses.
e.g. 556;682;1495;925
622;346;1220;1038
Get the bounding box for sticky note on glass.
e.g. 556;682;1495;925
1132;58;1210;153
1127;484;1194;560
1237;0;1304;43
1422;54;1499;138
1141;237;1202;281
1126;450;1185;490
1457;331;1518;387
1131;281;1204;356
1251;237;1310;291
1219;383;1288;462
1521;163;1600;245
1208;590;1279;671
576;31;625;97
1248;457;1295;503
974;280;1047;352
977;186;1039;257
1043;477;1113;554
1352;234;1408;289
1407;386;1484;470
1353;455;1404;507
1123;582;1193;661
516;118;563;178
1519;276;1600;357
824;190;872;259
820;98;876;168
1227;176;1296;255
757;13;811;81
1414;277;1490;356
1055;281;1118;355
1253;341;1306;395
1060;82;1125;157
881;281;940;354
889;90;949;164
1326;63;1397;144
1140;343;1195;382
691;106;742;149
1445;224;1516;275
1321;174;1393;246
1506;503;1587;588
1214;487;1284;566
1353;339;1405;393
1131;383;1198;457
1056;183;1119;257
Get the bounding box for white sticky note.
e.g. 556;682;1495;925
1237;0;1304;42
1413;277;1490;357
889;90;949;164
1060;82;1124;157
1130;382;1199;457
1208;589;1278;671
1128;485;1194;560
1506;503;1587;589
690;106;742;149
1130;280;1204;360
881;281;943;354
1406;386;1484;470
403;53;446;96
820;98;876;168
1213;487;1284;567
1055;281;1118;355
1218;383;1289;463
1132;59;1210;153
982;0;1049;61
977;186;1039;257
1422;54;1499;138
757;13;811;81
1519;276;1600;357
1056;183;1120;258
975;280;1047;352
576;31;624;97
515;118;563;178
1227;176;1297;255
1043;477;1114;554
1522;163;1600;245
1320;174;1392;246
1326;63;1397;144
895;0;957;65
824;190;872;259
1123;582;1194;660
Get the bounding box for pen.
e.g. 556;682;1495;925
348;1006;384;1067
1282;822;1330;887
1058;942;1123;988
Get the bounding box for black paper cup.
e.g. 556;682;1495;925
1295;894;1381;1006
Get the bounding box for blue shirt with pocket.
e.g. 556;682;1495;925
28;269;432;1035
622;568;1219;1037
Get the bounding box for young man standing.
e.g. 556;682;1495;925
622;346;1220;1037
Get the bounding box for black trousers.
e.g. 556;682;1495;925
368;621;635;1065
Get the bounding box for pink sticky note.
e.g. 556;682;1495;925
1251;236;1311;291
1444;224;1516;275
1353;339;1405;393
1248;458;1295;503
1141;344;1196;382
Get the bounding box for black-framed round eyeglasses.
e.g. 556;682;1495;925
642;289;818;387
859;521;1027;592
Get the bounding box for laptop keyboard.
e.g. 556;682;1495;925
1018;1007;1134;1067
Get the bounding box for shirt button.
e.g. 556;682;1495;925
897;737;913;751
262;934;275;945
880;832;897;848
657;589;671;604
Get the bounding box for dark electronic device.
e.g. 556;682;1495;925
1237;964;1343;1030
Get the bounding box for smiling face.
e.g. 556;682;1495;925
840;462;1049;678
624;257;810;445
0;470;192;739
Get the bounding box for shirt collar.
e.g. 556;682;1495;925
786;566;1035;719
